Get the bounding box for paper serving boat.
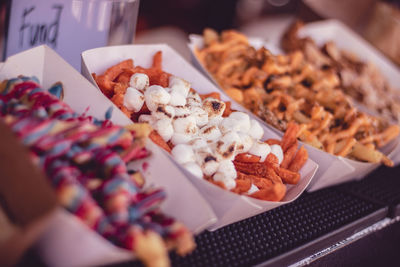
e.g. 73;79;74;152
188;20;400;192
0;45;217;266
81;44;318;230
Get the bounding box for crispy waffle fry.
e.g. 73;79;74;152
94;51;308;202
196;28;400;166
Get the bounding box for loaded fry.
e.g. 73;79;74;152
93;51;308;202
0;77;195;267
282;21;400;125
195;28;399;166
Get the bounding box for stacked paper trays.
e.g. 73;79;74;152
188;20;400;192
0;46;217;266
81;44;318;230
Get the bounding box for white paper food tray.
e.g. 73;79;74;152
188;24;400;192
279;19;400;167
263;19;400;166
0;45;217;266
81;44;318;230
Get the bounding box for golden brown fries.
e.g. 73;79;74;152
195;28;399;166
282;21;400;125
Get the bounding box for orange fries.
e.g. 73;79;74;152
94;51;308;202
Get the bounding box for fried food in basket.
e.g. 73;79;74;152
282;20;400;125
195;28;399;166
94;51;308;202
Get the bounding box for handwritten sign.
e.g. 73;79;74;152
6;0;112;70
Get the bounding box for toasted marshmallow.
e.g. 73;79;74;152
169;90;187;106
247;183;259;194
195;148;219;176
228;112;251;132
153;118;174;142
129;73;149;91
199;124;221;142
249;141;271;162
213;173;236;190
202;161;219;177
189;137;208;151
144;85;171;111
169;76;190;97
174;105;191;117
173;115;198;135
123;87;144;112
219;117;239;134
270;144;284;164
171;132;192;145
248;119;264;140
217;160;237;180
208;116;223;127
153;104;175;120
183;162;203;178
203;97;226;119
215;132;240;161
171;144;195;164
138;114;156;126
190;106;208;127
187;91;202;107
237;132;254;153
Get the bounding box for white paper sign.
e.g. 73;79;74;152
6;0;111;70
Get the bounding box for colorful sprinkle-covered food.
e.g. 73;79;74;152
0;76;195;267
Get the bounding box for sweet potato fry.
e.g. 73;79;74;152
233;161;267;178
277;167;300;184
153;72;170;87
281;121;299;151
95;75;115;97
264;153;279;165
121;67;170;87
105;59;134;81
223;101;233;117
237;172;273;191
149;130;171;153
264;167;283;184
114;82;128;95
199;92;221;100
116;70;134;85
250;183;286;201
232;178;252;194
288;145;308;172
280;140;298;169
265;139;281;146
152;51;163;69
235;153;260;163
234;161;282;184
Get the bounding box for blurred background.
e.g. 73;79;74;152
135;0;400;64
1;0;399;65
